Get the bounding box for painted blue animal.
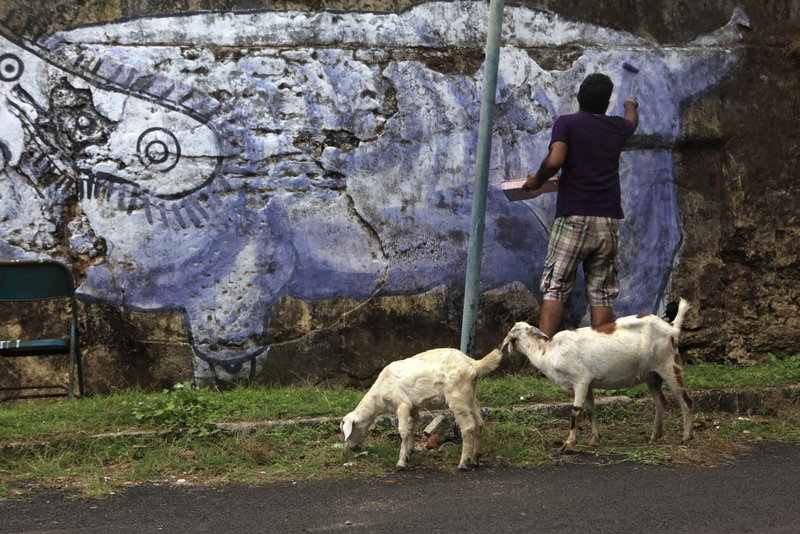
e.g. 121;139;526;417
0;2;749;383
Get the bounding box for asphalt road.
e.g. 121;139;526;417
2;442;799;533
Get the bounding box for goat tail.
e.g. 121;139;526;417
472;348;503;377
672;298;691;331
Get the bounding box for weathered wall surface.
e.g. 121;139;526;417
0;0;798;393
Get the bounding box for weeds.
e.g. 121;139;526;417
129;381;219;436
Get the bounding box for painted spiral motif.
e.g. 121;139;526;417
136;127;181;172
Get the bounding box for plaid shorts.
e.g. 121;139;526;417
540;215;621;307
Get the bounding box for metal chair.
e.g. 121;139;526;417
0;260;84;400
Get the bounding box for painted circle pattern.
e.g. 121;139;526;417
0;54;23;82
136;127;181;172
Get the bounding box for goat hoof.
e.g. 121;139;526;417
462;461;479;470
395;464;407;472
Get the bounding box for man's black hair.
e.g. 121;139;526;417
578;73;613;114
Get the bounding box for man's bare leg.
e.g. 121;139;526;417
538;299;565;338
590;305;613;328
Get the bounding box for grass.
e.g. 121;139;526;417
683;353;800;389
1;355;799;498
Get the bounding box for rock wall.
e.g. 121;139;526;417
0;0;798;393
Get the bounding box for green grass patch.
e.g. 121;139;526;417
684;354;800;390
477;373;567;405
210;385;363;421
0;356;798;497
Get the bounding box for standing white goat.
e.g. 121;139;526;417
340;347;503;470
502;299;693;449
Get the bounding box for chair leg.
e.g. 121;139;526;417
76;350;85;397
70;321;84;398
68;348;75;400
68;325;77;399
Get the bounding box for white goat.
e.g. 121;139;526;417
340;347;503;470
502;299;693;449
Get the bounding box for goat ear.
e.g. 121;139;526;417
527;326;549;341
341;417;353;440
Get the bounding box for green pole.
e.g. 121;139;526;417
460;0;505;356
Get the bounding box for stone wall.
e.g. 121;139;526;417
0;0;798;394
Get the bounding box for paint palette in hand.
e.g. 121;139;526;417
501;177;559;201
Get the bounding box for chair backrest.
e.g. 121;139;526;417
0;261;75;302
0;259;83;400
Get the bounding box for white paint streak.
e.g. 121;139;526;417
57;2;645;48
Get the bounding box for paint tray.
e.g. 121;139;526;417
500;177;558;201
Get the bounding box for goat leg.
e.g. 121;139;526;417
660;362;694;443
453;410;479;470
585;390;601;446
473;419;485;466
564;383;591;449
647;378;667;443
563;406;583;450
395;405;416;470
678;390;694;443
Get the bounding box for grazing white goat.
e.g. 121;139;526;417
340;347;503;470
502;299;693;449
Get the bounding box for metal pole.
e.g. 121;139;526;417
460;0;505;356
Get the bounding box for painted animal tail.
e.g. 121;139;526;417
472;348;503;377
672;298;691;331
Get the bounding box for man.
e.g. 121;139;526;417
524;72;639;338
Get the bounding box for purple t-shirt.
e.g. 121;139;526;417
550;112;635;219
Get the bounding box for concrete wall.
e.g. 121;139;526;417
1;1;798;393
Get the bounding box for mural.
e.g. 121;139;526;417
0;2;748;383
